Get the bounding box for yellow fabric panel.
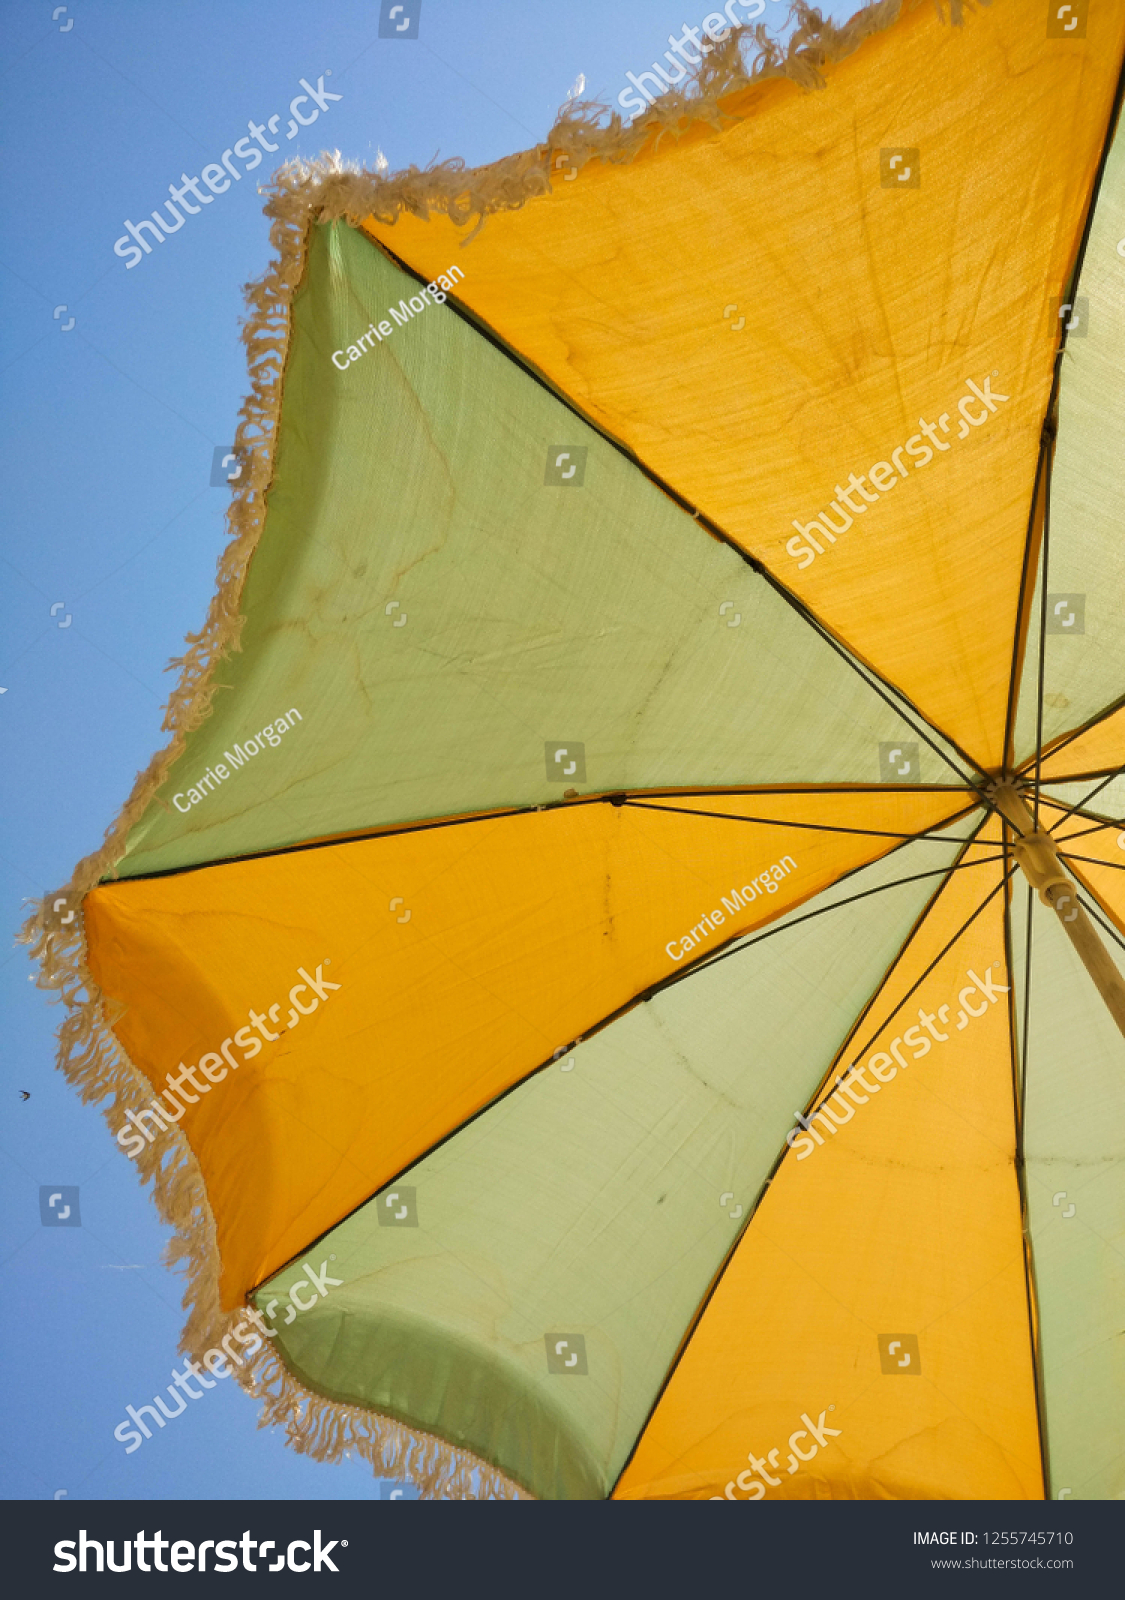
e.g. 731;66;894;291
85;788;967;1309
363;3;1125;771
1037;706;1125;781
616;819;1044;1500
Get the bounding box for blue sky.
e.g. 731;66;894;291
0;0;855;1501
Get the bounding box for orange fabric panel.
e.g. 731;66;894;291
616;820;1044;1500
85;789;968;1310
1036;706;1125;781
363;3;1125;771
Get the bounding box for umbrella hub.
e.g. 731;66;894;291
987;781;1072;907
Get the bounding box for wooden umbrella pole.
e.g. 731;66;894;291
990;781;1125;1040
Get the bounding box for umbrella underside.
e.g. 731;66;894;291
30;0;1125;1499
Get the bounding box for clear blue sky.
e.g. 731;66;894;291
0;0;855;1501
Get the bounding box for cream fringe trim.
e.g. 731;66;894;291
18;0;979;1502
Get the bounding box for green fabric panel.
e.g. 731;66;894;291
1013;120;1125;764
118;221;966;879
259;816;981;1500
1010;878;1125;1500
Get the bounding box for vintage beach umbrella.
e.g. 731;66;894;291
27;0;1125;1499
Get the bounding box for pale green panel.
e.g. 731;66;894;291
1011;881;1125;1500
260;816;982;1501
1013;122;1125;765
118;221;965;879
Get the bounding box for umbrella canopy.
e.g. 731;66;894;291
27;0;1125;1500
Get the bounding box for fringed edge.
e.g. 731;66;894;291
16;0;982;1502
240;1343;528;1499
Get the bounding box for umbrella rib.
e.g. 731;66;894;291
1006;849;1051;1508
1019;867;1034;1114
1019;685;1125;782
1002;421;1052;771
1059;851;1125;873
622;796;977;841
1043;759;1125;835
1032;416;1055;830
109;788;976;885
1053;812;1125;845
